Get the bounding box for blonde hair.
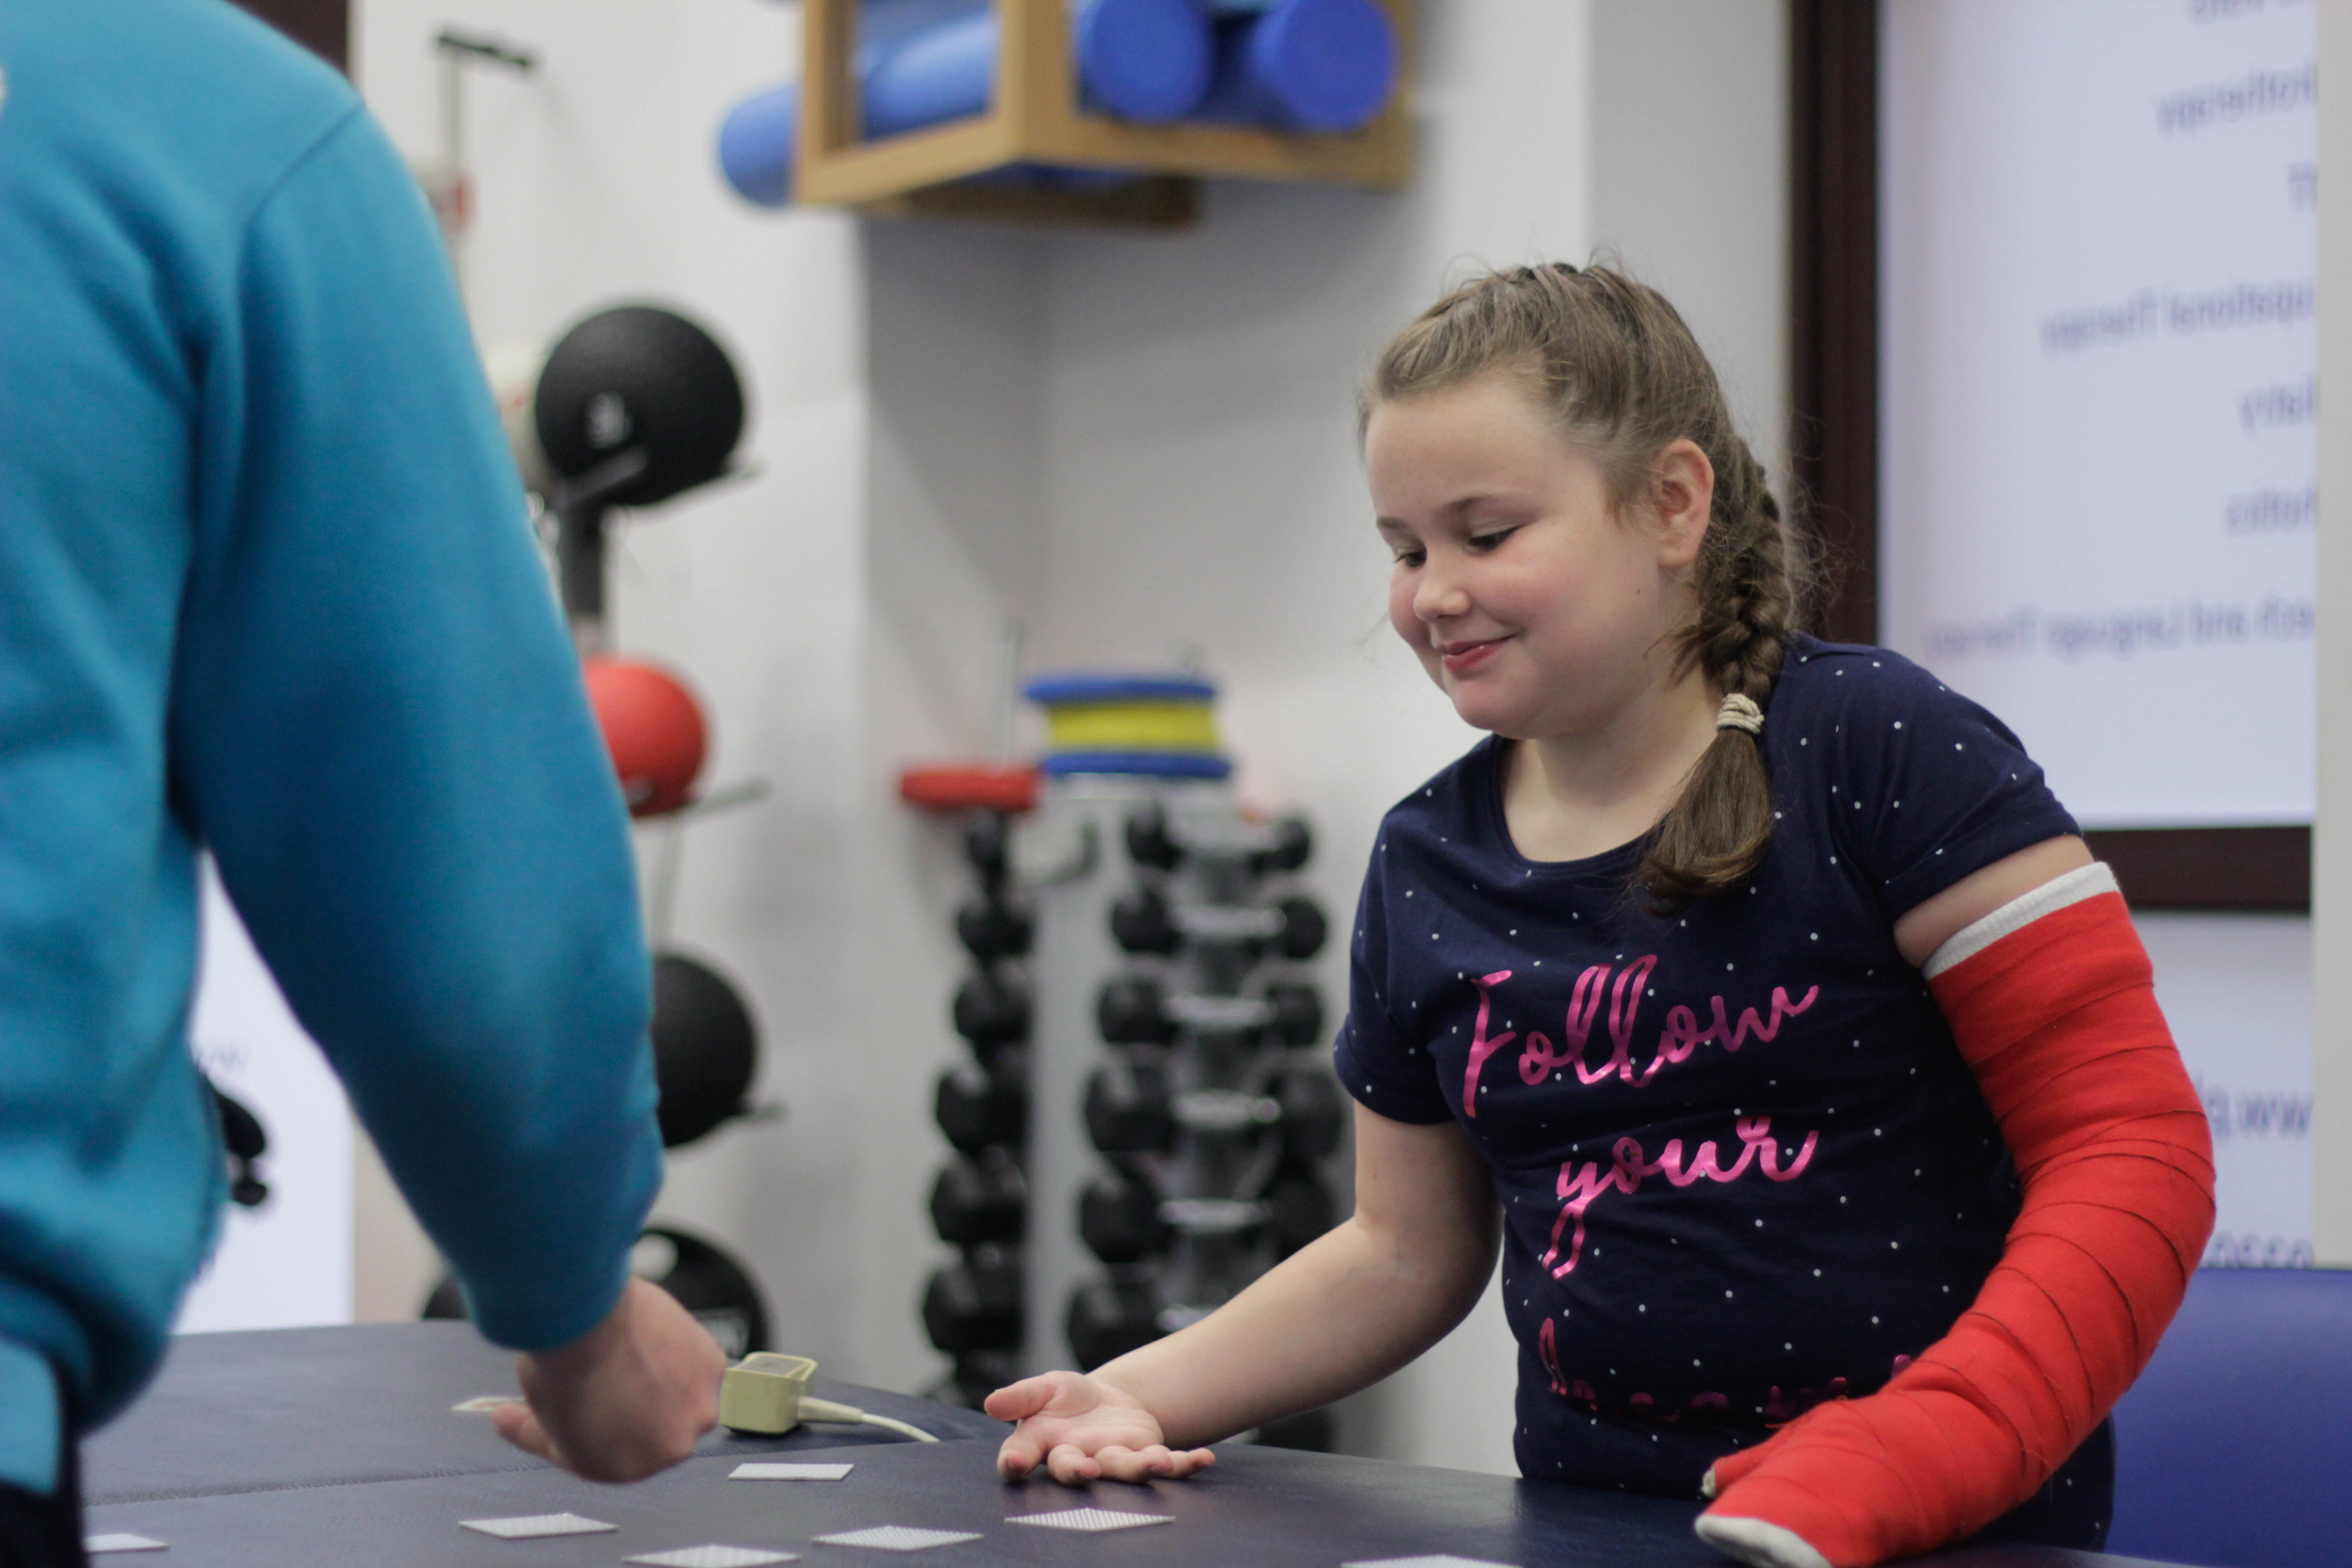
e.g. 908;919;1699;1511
1364;262;1811;908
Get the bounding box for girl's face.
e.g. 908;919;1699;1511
1366;373;1707;743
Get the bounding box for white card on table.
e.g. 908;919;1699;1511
460;1512;618;1540
810;1526;981;1552
625;1548;800;1568
1006;1509;1172;1533
84;1536;167;1555
730;1461;854;1481
451;1395;521;1413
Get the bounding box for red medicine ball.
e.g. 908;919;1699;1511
583;657;708;817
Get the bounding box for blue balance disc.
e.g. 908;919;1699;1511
1028;674;1228;780
1023;675;1218;706
1040;752;1235;780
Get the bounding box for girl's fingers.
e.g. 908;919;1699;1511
1171;1447;1217;1477
984;1374;1068;1424
1092;1443;1140;1478
996;1430;1044;1480
1046;1443;1102;1485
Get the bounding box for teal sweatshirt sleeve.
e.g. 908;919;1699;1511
166;109;663;1354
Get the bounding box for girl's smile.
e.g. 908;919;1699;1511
1437;636;1509;675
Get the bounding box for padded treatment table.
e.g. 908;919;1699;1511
84;1323;997;1504
84;1325;2187;1567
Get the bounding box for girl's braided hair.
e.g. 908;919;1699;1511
1362;262;1815;908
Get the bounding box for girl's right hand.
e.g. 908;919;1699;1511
985;1370;1218;1485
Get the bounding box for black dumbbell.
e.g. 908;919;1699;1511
1097;975;1178;1046
963;811;1011;889
1107;888;1327;960
956;897;1034;961
930;1147;1027;1248
207;1082;270;1208
1271;1062;1345;1160
1258;1406;1336;1452
1264;1164;1338;1257
1107;888;1180;955
952;971;1030;1051
1066;1277;1163;1371
1265;980;1324;1046
922;1250;1024;1355
935;1060;1026;1152
1083;1059;1176;1155
1250;815;1313;875
1097;975;1323;1046
1273;896;1328;959
1084;1059;1331;1157
930;1348;1022;1411
1123;803;1182;871
1078;1171;1171;1264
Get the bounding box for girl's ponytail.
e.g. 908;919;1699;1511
1642;441;1795;906
1365;265;1814;909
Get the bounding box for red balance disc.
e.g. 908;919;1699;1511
897;764;1040;815
584;656;709;817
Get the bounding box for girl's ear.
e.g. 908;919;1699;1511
1649;439;1715;569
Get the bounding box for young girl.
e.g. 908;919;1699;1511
986;265;2214;1568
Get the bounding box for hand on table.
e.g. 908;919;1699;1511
987;1370;1215;1485
494;1278;724;1482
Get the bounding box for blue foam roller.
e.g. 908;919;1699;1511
1200;0;1397;134
867;0;1211;130
1069;0;1217;121
863;10;995;134
719;81;799;206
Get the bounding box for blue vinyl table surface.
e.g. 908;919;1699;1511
81;1324;2188;1568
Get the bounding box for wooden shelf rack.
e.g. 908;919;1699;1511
795;0;1412;226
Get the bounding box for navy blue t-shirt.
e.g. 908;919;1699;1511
1334;638;2079;1496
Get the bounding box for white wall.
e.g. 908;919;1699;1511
2313;0;2351;1265
1592;0;1791;490
2140;914;2314;1265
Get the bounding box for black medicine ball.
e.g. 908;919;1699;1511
420;1225;769;1361
631;1225;769;1360
652;952;759;1149
534;305;745;507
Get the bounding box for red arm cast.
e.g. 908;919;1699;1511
1697;879;2215;1568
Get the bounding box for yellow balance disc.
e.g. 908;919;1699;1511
1045;701;1221;755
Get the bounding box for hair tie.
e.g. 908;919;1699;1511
1715;694;1764;736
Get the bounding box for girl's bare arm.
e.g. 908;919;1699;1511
991;1104;1500;1483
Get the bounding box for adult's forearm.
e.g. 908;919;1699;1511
1092;1213;1495;1449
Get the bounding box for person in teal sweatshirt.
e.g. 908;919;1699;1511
0;2;722;1558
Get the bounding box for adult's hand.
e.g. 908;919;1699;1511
493;1278;725;1481
987;1370;1216;1485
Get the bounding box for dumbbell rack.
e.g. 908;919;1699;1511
921;811;1035;1407
1023;781;1341;1441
